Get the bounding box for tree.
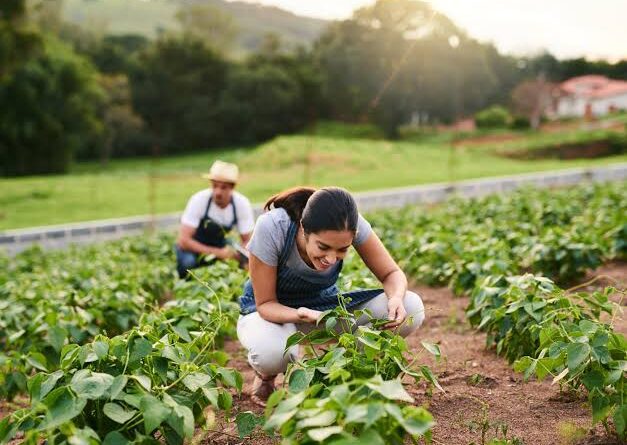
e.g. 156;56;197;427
0;0;41;80
0;37;103;176
511;77;555;129
130;35;230;152
90;74;147;164
218;63;303;143
315;0;499;135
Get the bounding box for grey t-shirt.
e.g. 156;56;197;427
247;208;372;279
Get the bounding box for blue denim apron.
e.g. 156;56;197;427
239;220;382;315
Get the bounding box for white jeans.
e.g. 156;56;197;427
236;291;425;376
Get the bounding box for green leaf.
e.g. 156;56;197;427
172;324;192;342
419;365;443;392
236;411;264;438
48;326;68;353
70;370;115;400
297;410;337;429
218;390;233;411
7;330;25;344
78;345;98;364
288;369;312;393
40;387;87;429
130;338;153;364
182;372;211;392
26;352;48;372
398;406;434;436
591;394;611;424
536;358;557;380
581;371;604;391
218;368;240;390
60;344;81;369
0;417;17;443
285;332;305;350
109;375;128;400
307;426;344;441
140;395;171;433
265;408;298;431
566;343;590;371
358;335;381;351
421;341;441;359
366;378;413;402
93;341;109;360
264;388;286;418
613;405;626;438
384;404;433;436
168;404;194;439
201;387;219;408
103;431;130;445
345;403;386;428
40;370;64;402
132;374;151;392
162;345;181;363
325;317;338;331
103;402;136;424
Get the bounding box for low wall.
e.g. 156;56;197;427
1;163;625;255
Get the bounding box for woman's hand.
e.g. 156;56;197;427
297;307;323;324
385;296;407;329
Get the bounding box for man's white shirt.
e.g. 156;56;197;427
180;189;255;235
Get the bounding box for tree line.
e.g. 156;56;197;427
1;0;625;176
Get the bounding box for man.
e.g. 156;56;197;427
176;160;255;279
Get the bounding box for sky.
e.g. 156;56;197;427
232;0;627;61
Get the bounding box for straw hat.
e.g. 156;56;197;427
202;160;239;184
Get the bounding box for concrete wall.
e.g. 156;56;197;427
1;164;626;255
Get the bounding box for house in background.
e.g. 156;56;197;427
554;75;627;118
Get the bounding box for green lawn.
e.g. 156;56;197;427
1;125;626;230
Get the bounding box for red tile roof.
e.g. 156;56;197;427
560;75;627;99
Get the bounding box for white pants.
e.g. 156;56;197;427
236;291;425;376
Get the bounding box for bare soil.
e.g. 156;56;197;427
207;262;626;445
1;265;624;445
500;140;622;160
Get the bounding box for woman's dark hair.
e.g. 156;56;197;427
264;186;359;234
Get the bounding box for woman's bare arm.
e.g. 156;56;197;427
250;254;319;323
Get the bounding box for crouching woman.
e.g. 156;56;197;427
237;187;426;405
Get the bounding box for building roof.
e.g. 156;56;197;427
560;75;627;99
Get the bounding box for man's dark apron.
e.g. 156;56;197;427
176;196;237;278
193;196;237;248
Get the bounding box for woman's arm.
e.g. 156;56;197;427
250;254;320;324
354;232;408;328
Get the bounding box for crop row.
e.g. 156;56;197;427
1;181;625;442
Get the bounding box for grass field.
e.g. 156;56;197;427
1;122;626;230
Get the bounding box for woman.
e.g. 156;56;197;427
237;187;425;405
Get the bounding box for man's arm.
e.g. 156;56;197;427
177;225;232;259
240;232;252;246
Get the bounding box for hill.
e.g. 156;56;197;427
62;0;329;52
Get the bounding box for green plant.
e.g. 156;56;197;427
475;106;512;129
0;284;242;444
264;378;434;444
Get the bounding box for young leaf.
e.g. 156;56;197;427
103;402;136;424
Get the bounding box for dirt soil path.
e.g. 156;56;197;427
1;265;623;445
208;263;625;445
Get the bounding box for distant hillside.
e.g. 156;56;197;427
62;0;329;52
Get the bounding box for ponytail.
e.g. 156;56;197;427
264;187;316;222
265;186;359;234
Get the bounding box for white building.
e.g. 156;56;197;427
555;75;627;118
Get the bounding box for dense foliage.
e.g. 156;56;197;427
3;0;625;175
1;181;626;442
